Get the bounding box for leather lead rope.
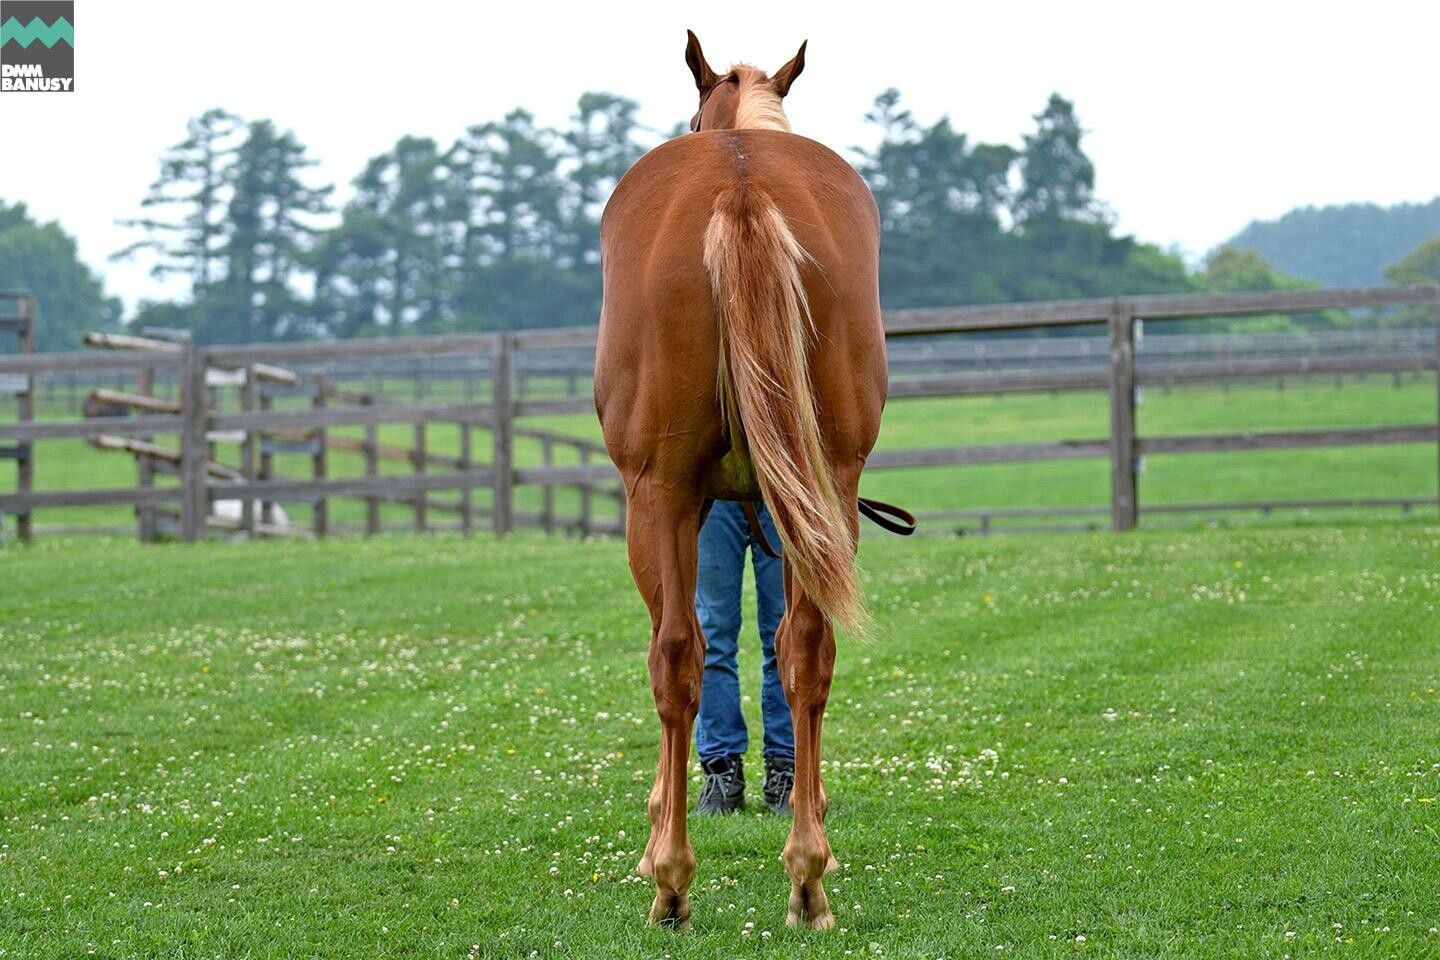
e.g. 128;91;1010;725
741;500;782;559
740;496;917;561
857;497;918;537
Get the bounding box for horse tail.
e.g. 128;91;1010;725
702;184;864;634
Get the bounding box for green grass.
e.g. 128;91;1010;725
2;525;1439;957
3;375;1436;533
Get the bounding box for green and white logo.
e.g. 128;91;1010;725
1;1;74;93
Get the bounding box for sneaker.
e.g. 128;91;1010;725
763;756;795;816
696;755;745;814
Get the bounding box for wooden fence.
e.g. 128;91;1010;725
2;285;1438;542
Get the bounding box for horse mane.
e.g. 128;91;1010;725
729;65;791;131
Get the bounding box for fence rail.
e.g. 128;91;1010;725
2;285;1438;542
18;326;1432;412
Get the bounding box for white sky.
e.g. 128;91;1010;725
2;0;1436;315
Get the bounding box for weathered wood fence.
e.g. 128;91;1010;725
883;286;1440;530
2;285;1438;542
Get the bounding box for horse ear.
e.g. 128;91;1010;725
770;40;807;97
685;30;719;93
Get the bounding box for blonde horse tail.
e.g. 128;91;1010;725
703;184;864;634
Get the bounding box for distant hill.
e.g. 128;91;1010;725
1224;197;1440;288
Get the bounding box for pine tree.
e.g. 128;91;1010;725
314;136;460;337
113;108;244;290
208;120;332;342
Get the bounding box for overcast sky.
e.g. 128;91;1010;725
2;0;1436;315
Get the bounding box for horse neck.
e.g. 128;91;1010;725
732;75;791;132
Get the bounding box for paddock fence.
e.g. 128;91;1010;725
2;285;1437;542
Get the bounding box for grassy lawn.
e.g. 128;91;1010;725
2;524;1438;957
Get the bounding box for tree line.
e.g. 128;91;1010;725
113;93;646;343
3;89;1437;350
1228;197;1440;289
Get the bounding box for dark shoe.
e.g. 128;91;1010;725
696;755;745;814
763;756;794;816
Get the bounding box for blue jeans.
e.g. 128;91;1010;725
694;500;794;762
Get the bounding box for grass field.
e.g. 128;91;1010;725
2;524;1439;957
3;374;1437;535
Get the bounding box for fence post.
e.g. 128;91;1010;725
16;294;35;544
259;380;274;527
413;421;428;533
179;343;209;542
241;365;257;539
492;334;515;535
1433;285;1440;518
312;374;328;538
1107;298;1138;532
365;422;380;536
137;364;158;542
541;434;554;534
459;421;474;535
579;446;592;537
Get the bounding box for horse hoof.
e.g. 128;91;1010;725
648;890;691;929
789;909;836;930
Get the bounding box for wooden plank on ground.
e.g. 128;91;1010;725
90;434;243;480
90;388;182;414
84;332;184;353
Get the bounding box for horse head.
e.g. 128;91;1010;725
685;30;806;133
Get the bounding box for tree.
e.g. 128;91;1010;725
1229;197;1440;288
0;200;120;351
1014;94;1097;227
562;92;645;269
1384;234;1440;287
313;136;461;337
1192;245;1341;333
855;88;1191;314
208;120;332;342
116;112;332;343
449;109;579;328
856;88;1020;308
1382;234;1440;327
453;109;564;266
113;108;244;290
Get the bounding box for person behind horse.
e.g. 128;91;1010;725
694;500;794;815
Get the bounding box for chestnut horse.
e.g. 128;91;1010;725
594;31;885;929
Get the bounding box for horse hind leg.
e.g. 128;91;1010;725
776;582;839;929
775;459;862;930
624;478;707;928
